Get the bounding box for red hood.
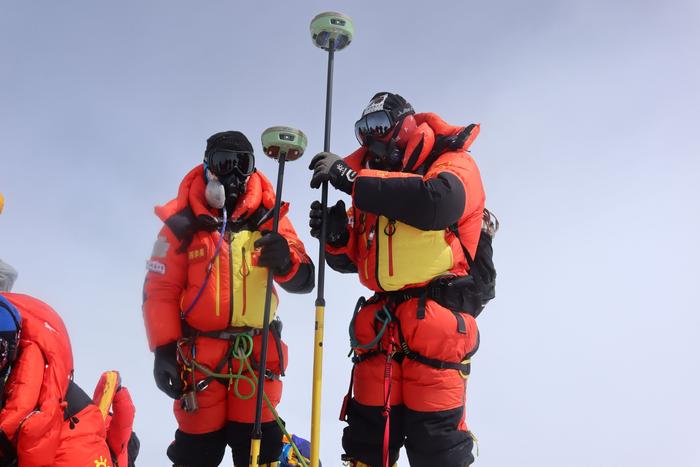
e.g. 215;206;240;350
155;165;282;223
345;112;480;172
1;293;73;377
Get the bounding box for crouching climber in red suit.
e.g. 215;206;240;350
143;131;314;467
0;293;139;467
309;93;485;467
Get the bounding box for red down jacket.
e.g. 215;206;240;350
0;293;113;467
142;165;313;350
328;112;484;412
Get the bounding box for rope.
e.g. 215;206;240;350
349;300;392;352
179;334;309;467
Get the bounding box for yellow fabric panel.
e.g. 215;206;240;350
376;216;453;291
229;230;278;328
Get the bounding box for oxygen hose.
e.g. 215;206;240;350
180;207;228;319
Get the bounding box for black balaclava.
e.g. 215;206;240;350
204;131;255;214
362;92;414;170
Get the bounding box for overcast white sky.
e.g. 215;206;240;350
1;1;699;466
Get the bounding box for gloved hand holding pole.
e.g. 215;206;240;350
308;11;355;467
249;127;307;467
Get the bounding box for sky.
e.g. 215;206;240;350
1;1;699;466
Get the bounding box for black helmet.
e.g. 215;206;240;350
354;92;415;145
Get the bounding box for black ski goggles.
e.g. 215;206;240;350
206;150;255;178
354;110;396;145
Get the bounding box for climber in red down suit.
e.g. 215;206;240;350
143;131;314;466
309;93;485;467
0;292;138;467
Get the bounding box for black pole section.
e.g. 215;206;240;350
316;40;335;308
252;152;287;442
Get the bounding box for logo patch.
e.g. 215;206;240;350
362;93;389;116
151;235;170;258
187;244;209;263
146;260;166;275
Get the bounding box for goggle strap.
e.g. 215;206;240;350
390;118;404;139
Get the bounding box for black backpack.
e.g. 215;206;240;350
460;208;498;317
430;208;498;318
414;125;498;318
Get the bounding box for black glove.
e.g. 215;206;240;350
153;343;184;400
254;231;292;275
309;200;349;247
309;152;357;195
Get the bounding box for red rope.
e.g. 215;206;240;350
382;323;397;467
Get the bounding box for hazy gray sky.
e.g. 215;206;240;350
1;1;699;466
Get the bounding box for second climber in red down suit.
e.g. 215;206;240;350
309;93;485;467
143;131;315;467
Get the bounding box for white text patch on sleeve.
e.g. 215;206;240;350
146;260;166;275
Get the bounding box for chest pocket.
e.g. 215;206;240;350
376;216;454;291
229;230;278;328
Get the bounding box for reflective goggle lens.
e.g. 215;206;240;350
354;111;394;145
207;150;254;177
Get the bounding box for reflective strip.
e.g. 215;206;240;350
151;235;170;258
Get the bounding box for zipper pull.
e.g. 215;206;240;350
384;219;396;236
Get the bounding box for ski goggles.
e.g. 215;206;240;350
354;110;396;145
206;150;255;178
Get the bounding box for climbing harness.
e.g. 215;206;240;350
175;328;309;467
341;294;480;467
